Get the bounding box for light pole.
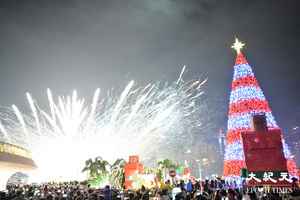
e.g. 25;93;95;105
196;159;202;180
196;158;208;180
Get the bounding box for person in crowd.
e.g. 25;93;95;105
226;189;236;200
103;185;112;200
172;184;182;200
212;190;222;200
2;177;300;200
186;180;193;193
160;189;171;200
139;185;149;200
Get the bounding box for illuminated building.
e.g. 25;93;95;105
0;142;37;190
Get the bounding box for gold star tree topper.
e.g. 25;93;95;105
231;38;245;54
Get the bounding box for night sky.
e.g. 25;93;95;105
0;1;300;162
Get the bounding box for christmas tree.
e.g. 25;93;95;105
223;38;298;178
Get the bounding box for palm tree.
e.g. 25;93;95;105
144;166;156;175
95;156;110;176
82;158;96;178
109;158;126;189
82;156;110;186
157;159;177;180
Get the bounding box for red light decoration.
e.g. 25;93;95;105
226;130;243;144
235;52;248;65
231;76;259;90
224;41;298;178
287;159;298;176
223;160;246;176
229;99;271;116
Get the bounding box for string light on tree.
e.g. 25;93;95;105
223;38;298;178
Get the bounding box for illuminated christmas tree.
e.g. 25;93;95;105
223;38;298;178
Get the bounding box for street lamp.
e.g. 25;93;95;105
195;159;202;180
196;158;208;180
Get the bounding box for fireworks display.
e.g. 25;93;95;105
0;67;209;182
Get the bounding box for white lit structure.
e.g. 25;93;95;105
0;142;36;191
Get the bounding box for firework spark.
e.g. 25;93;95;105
0;68;206;182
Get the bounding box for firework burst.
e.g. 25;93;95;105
0;67;206;182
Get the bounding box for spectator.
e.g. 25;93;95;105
104;185;112;200
172;184;181;200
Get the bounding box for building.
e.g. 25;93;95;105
0;142;37;190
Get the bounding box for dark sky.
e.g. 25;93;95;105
0;0;300;151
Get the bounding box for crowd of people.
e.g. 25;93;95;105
1;178;300;200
